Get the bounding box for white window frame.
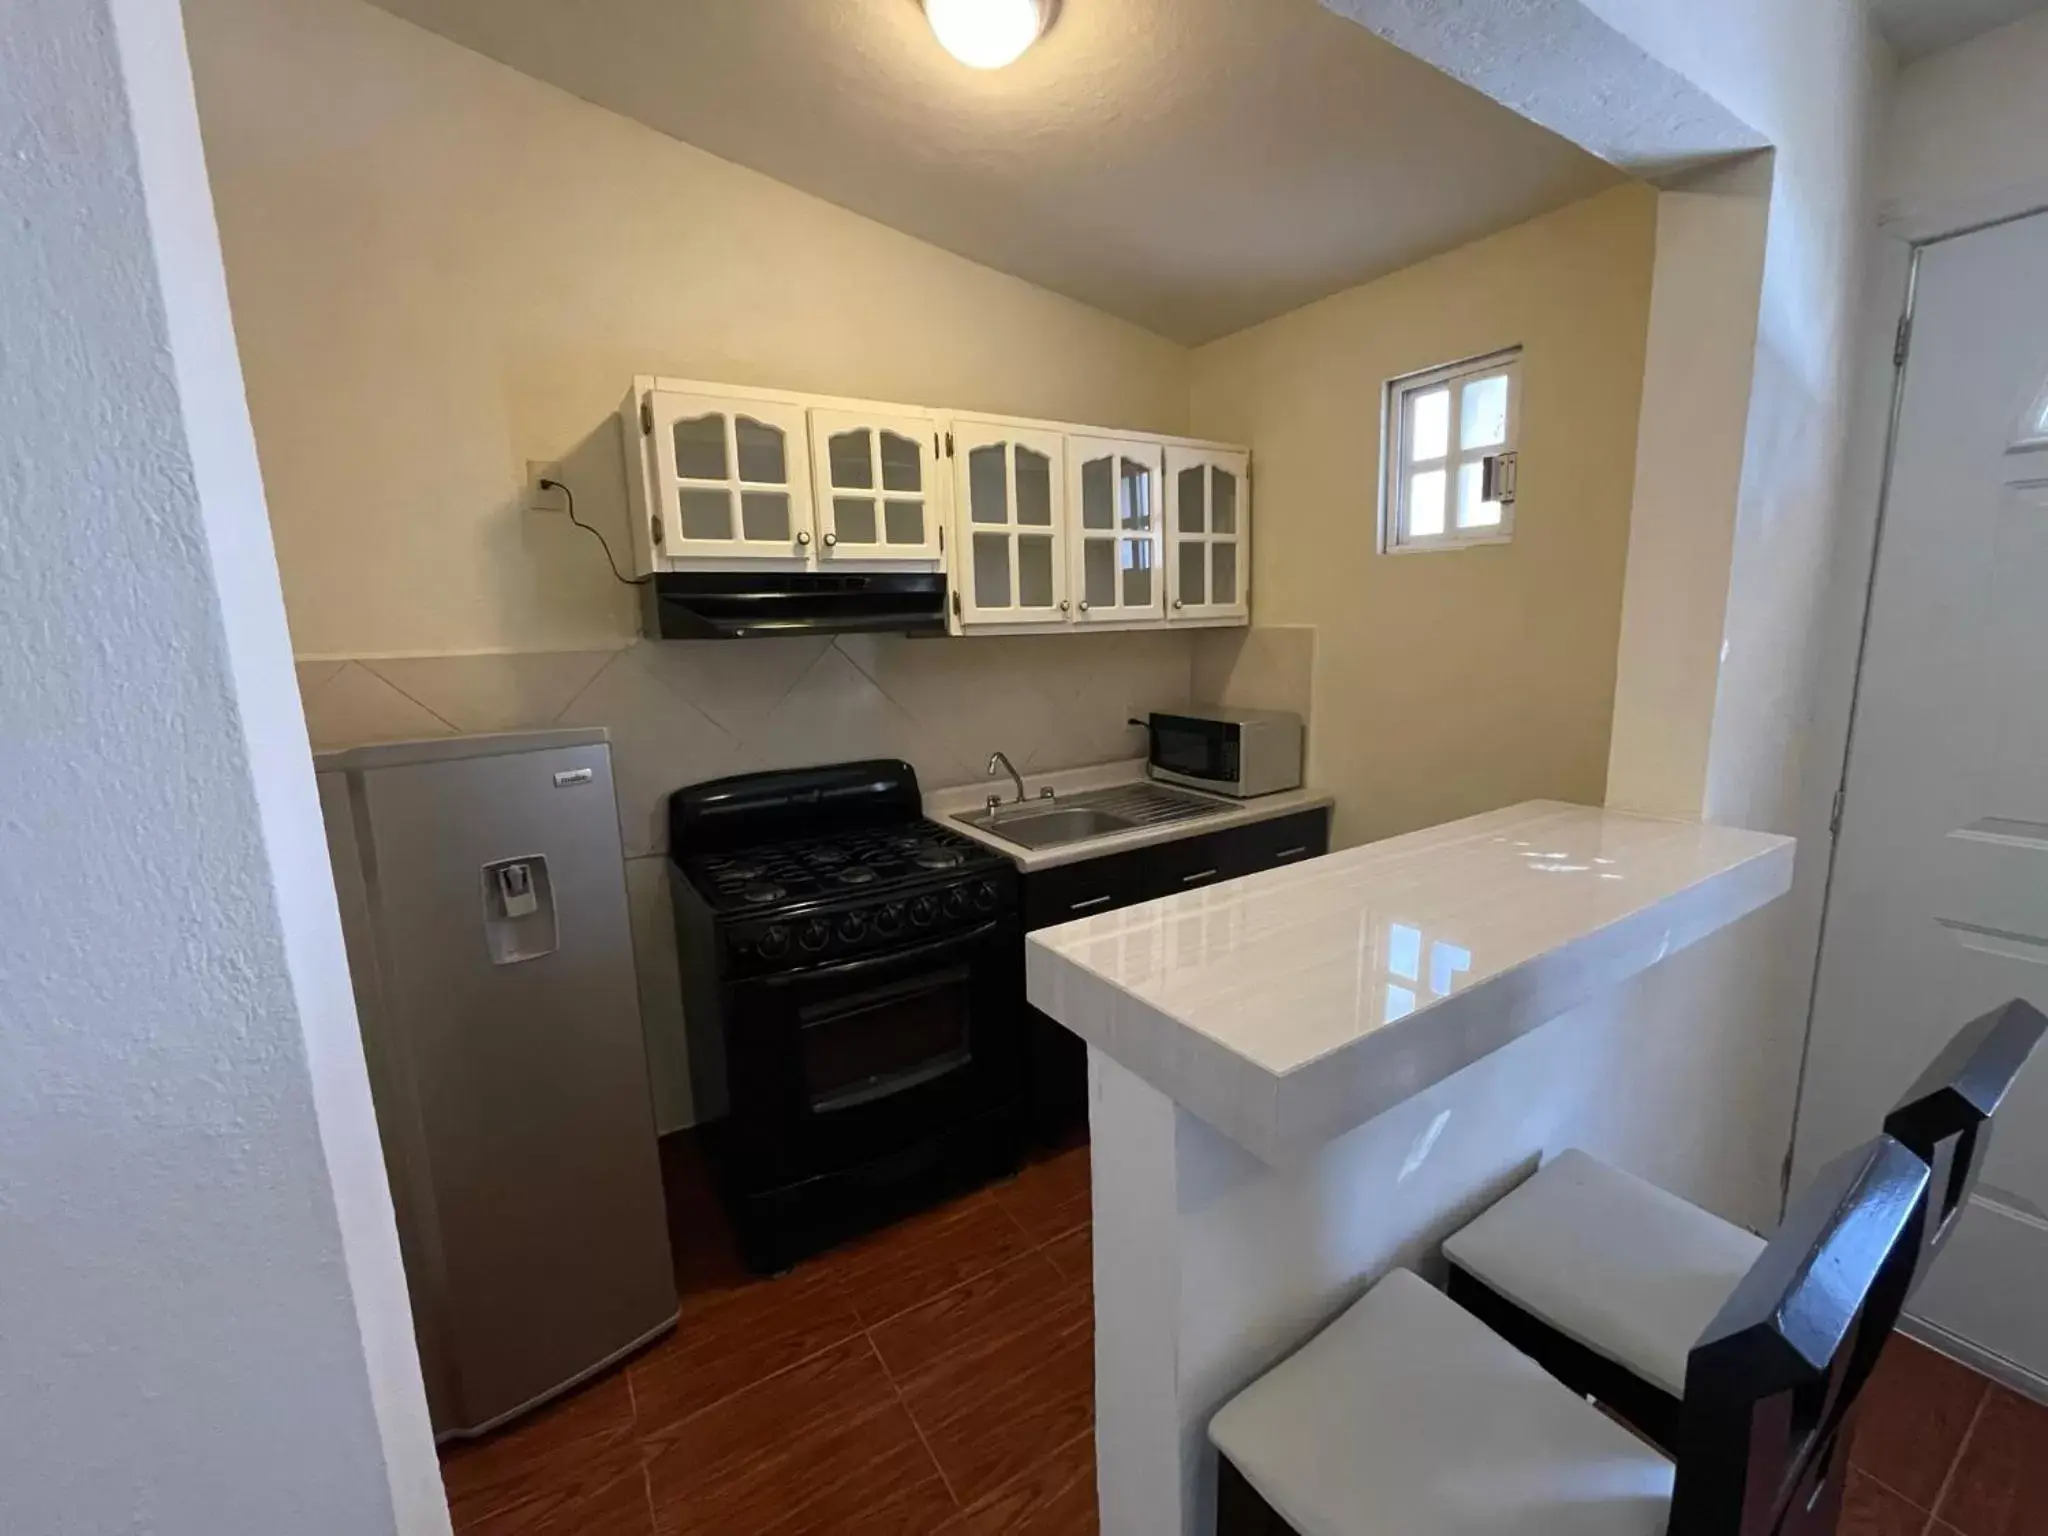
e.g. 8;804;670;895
1380;347;1522;553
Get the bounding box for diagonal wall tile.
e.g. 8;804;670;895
365;651;615;735
302;662;457;752
557;651;740;857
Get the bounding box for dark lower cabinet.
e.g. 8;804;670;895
1022;805;1331;1140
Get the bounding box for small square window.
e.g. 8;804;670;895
1382;348;1522;552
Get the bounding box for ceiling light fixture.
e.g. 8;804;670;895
923;0;1055;70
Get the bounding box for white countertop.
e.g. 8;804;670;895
1025;800;1795;1165
926;759;1334;872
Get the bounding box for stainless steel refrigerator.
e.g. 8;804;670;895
316;728;676;1441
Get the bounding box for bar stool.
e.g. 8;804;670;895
1439;998;2045;1450
1209;1134;1930;1536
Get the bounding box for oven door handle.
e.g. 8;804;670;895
762;920;1002;988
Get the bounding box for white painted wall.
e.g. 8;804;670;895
1882;7;2048;232
0;2;443;1531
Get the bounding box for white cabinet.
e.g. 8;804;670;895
1166;446;1250;622
951;422;1069;627
1068;437;1164;625
809;407;944;563
622;377;1250;633
643;389;816;562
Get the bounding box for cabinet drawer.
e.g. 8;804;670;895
1206;809;1329;881
1023;845;1156;930
1020;807;1330;930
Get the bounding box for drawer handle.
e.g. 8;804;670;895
1273;846;1309;861
1069;894;1114;912
1181;868;1219;885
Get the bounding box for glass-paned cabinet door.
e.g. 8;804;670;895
1165;446;1250;622
951;422;1068;627
1068;437;1164;624
809;407;943;562
647;391;816;561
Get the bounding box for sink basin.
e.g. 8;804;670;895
955;782;1234;851
955;805;1136;849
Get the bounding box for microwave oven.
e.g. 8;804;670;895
1140;708;1304;798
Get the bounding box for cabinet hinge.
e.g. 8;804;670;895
945;431;954;458
1894;314;1913;369
938;525;945;553
1829;786;1846;838
651;513;664;548
640;398;654;435
951;590;962;620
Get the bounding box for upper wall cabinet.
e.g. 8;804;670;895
810;407;944;563
1166;446;1250;623
952;422;1069;627
622;377;1249;633
644;389;816;562
1069;437;1164;625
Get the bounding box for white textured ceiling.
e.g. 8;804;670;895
1871;0;2048;60
364;0;1625;345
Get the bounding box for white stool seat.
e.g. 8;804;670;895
1209;1269;1675;1536
1442;1149;1765;1399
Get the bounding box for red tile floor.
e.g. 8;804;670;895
1845;1335;2048;1536
440;1135;1097;1536
443;1132;2048;1536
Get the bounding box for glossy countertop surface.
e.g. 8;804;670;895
926;759;1333;872
1025;800;1795;1164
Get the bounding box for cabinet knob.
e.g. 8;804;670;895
1059;599;1070;613
1173;598;1185;609
823;532;837;547
1078;601;1090;612
796;530;811;546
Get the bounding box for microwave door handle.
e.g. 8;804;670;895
761;920;1001;988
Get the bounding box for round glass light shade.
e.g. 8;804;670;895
924;0;1047;70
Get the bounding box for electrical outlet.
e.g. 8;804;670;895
525;460;565;511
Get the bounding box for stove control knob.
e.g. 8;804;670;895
757;924;791;960
909;895;938;927
837;911;868;944
972;880;1000;913
798;919;832;953
944;887;971;918
876;903;905;936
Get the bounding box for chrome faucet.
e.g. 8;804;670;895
988;751;1027;807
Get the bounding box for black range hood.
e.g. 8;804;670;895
642;570;948;640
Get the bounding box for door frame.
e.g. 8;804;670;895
1790;194;2048;1402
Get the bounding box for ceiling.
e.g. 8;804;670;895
365;0;1625;345
1871;0;2048;60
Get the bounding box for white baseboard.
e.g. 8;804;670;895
1900;1312;2048;1407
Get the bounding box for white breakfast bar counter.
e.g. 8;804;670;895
1025;800;1794;1536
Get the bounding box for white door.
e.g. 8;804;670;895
809;408;943;562
952;423;1067;627
1068;437;1164;624
647;391;816;562
1166;447;1250;622
1797;210;2048;1384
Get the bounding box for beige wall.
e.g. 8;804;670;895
1189;184;1657;847
184;0;1191;660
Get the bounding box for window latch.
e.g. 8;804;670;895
1482;452;1519;505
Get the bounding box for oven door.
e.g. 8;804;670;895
725;918;1024;1184
1147;713;1242;792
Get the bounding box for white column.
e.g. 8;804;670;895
0;3;445;1532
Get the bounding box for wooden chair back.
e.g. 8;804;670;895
1666;1135;1930;1536
1883;998;2046;1289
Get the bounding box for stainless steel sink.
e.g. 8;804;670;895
955;805;1136;849
956;781;1231;850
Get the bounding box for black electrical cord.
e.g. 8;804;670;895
540;476;649;586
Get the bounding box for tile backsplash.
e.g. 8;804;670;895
299;627;1312;1131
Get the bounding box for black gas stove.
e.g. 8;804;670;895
667;760;1027;1272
